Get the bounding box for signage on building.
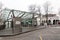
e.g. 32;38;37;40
15;21;20;24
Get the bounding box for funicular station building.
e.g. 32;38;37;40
0;8;60;35
0;8;40;35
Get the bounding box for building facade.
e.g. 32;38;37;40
36;14;60;26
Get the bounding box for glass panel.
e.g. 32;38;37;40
22;13;33;19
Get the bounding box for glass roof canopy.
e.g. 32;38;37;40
1;8;39;21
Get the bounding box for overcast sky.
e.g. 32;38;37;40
0;0;60;14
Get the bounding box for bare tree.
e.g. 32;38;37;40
0;2;3;19
28;5;42;26
28;5;37;26
0;2;6;21
43;1;51;24
29;5;36;12
0;2;7;22
58;8;60;20
29;5;37;18
0;2;3;10
36;6;42;25
58;8;60;15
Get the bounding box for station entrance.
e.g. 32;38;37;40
53;20;59;25
0;9;38;35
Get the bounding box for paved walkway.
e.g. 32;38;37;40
0;26;60;40
0;24;59;36
0;26;45;36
